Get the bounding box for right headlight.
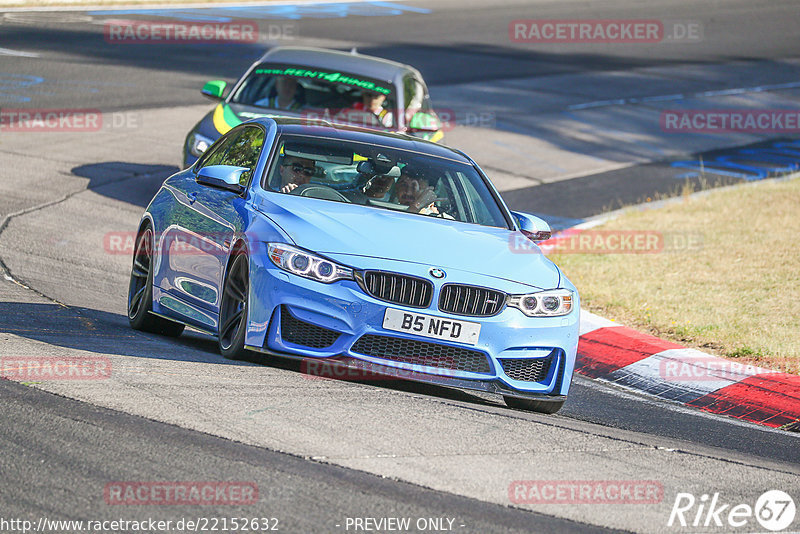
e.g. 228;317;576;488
267;243;354;284
507;289;573;317
187;132;213;158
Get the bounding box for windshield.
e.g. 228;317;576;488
230;63;397;129
264;135;509;228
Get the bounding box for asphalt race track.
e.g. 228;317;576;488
1;1;799;533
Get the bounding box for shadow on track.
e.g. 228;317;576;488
0;300;233;364
72;162;178;208
0;299;495;407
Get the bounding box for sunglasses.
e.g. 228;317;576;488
284;163;315;176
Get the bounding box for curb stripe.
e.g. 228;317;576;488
604;349;732;404
575;322;800;430
687;373;800;428
576;326;683;378
604;348;776;403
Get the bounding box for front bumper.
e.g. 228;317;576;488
245;254;579;397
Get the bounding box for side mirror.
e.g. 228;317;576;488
196;165;247;193
511;211;552;242
201;80;227;101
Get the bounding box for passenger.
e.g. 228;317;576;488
259;77;303;111
278;155;316;193
363;175;394;199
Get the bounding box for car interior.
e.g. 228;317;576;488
262;138;506;228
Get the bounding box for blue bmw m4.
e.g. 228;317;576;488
128;117;579;413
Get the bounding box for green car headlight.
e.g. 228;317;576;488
188;132;213;158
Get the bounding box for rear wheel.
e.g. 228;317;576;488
218;251;250;360
128;225;185;337
503;395;564;414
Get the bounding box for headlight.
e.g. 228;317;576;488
507;289;573;317
267;243;353;283
188;132;213;158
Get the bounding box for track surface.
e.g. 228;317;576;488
1;378;609;533
1;1;799;533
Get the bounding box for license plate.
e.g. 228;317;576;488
382;308;481;346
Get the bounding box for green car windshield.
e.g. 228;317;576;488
265;135;509;228
230;63;397;129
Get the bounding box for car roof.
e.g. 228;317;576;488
255;117;470;163
258;46;418;83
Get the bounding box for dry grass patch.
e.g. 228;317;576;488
552;177;800;374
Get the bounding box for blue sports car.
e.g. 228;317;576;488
129;117;579;413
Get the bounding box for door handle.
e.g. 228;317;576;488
187;192;197;204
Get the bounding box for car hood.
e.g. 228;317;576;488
254;194;560;290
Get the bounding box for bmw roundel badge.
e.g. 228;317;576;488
430;268;446;279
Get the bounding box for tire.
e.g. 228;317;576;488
128;225;185;337
503;395;565;414
218;250;250;360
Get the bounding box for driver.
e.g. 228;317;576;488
338;90;393;129
278;155;316;193
360;91;393;127
394;164;440;215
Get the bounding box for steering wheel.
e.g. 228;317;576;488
289;183;350;202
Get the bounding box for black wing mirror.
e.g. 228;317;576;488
196;165;247;193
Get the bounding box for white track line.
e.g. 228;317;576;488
0;0;412;13
0;47;40;57
568;80;800;110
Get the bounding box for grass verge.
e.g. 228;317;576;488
551;176;800;375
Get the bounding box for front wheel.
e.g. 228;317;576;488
128;225;185;337
503;395;565;414
218;252;250;360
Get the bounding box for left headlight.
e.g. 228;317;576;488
188;132;213;158
267;243;354;284
507;289;574;317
